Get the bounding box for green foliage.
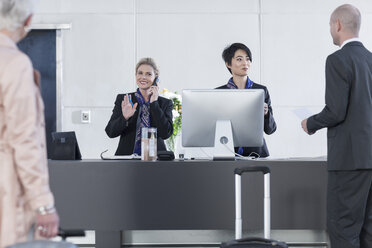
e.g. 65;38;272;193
165;92;182;152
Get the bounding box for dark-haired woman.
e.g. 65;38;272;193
217;43;276;157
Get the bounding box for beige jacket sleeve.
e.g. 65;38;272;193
2;52;54;210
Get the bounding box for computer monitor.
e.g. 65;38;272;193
182;89;264;160
51;131;82;160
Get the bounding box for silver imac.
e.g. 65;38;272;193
182;89;264;160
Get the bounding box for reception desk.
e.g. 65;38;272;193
48;159;327;247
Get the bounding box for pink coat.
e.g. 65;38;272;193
0;33;54;248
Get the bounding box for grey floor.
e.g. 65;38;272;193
59;229;329;248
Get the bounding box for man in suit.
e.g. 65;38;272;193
302;4;372;248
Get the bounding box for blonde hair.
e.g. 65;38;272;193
135;58;159;76
0;0;35;32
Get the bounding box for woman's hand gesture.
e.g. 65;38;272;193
122;94;137;120
264;103;269;116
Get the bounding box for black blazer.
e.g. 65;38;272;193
105;93;173;155
307;41;372;171
216;82;277;157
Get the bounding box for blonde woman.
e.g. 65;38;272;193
106;58;173;155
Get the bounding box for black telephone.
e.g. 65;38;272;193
152;76;159;86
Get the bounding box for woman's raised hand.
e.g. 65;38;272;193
264;103;269;116
122;94;137;120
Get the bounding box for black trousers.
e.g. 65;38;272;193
327;170;372;248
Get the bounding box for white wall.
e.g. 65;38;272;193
33;0;372;159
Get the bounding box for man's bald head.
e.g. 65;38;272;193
331;4;361;36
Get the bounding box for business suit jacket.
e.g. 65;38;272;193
216;82;277;157
0;33;54;247
105;93;173;155
307;41;372;171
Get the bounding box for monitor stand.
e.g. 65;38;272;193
213;120;235;161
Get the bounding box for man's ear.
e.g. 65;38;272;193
24;14;33;29
336;19;342;32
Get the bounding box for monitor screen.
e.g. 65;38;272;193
182;89;264;159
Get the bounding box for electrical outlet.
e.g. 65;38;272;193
81;110;91;123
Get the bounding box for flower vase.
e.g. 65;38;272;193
166;134;181;158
